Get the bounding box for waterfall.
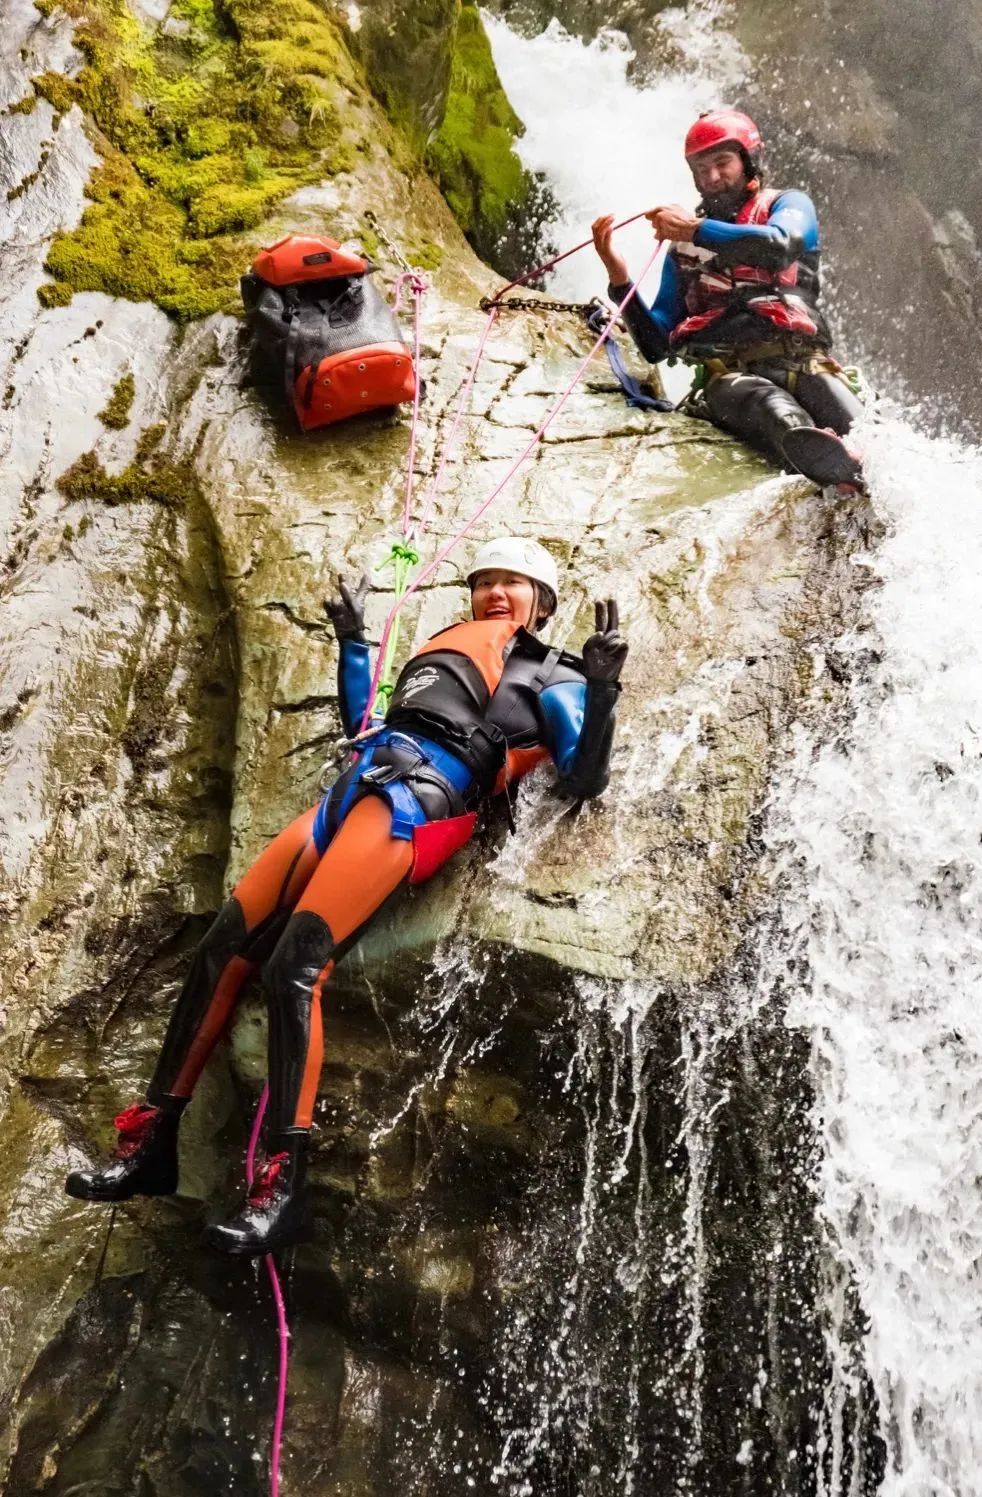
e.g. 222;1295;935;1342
483;7;747;302
768;414;982;1497
481;10;982;1495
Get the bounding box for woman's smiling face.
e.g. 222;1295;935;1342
470;569;537;627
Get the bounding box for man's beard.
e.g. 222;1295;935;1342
700;182;750;220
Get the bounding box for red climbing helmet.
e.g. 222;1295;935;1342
684;109;763;175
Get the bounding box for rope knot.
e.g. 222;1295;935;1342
390;542;420;566
393;270;429;312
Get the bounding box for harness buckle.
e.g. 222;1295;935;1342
359;761;404;788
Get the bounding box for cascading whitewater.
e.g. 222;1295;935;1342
481;701;813;1497
483;5;748;302
483;13;982;1493
767;414;982;1497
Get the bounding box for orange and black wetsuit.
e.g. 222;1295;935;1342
146;619;619;1134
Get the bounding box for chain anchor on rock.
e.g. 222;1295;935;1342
480;293;610;317
364;208;418;277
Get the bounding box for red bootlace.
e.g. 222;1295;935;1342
112;1103;158;1157
247;1152;289;1205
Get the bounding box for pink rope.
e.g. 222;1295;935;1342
248;235;667;1488
409;303;500;544
392;273;428;533
247;271;427;1497
357;240;667;734
246;1083;289;1497
491;208;653;300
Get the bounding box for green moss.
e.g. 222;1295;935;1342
353;0;457;152
98;371;136;429
8;93;38;115
359;222;382;260
32;70;80;115
135;422;167;461
410;238;443;271
36;0;367;320
57;448;192;509
37;281;74;308
425;0;529;250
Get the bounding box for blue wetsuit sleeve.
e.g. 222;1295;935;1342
607;252;684;364
338;638;374;737
538;677;620;799
693;190;819;270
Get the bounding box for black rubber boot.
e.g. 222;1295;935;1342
781;426;864;488
65;1095;186;1202
203;1129;311;1257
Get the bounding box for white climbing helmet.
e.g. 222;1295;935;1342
466;536;559;603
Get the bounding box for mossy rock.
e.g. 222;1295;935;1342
426;2;524;231
350;0;458;148
36;280;75;309
97;372;136;430
56;448;193;509
33;0;369;320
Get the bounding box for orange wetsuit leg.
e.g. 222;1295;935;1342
264;795;413;1131
149;806;321;1102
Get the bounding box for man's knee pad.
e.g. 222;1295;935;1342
707;372;812;452
795;371;864;435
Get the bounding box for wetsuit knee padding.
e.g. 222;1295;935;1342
149;897;254;1100
263;909;336;1133
792;369;864;435
705;372;813;458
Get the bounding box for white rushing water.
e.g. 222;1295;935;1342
486;10;982;1496
485;6;746;302
769;413;982;1497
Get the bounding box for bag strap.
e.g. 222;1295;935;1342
283;309;304;407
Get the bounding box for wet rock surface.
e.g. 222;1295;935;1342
1;1;880;1493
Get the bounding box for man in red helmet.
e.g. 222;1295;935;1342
592;109;864;488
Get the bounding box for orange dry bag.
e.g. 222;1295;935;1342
240;234;417;431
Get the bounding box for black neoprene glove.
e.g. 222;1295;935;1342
581;599;628;684
324;573;369;643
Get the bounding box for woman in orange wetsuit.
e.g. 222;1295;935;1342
65;537;628;1254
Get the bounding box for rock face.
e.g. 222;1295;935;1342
0;1;879;1493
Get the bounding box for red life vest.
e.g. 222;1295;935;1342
670;188;821;349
